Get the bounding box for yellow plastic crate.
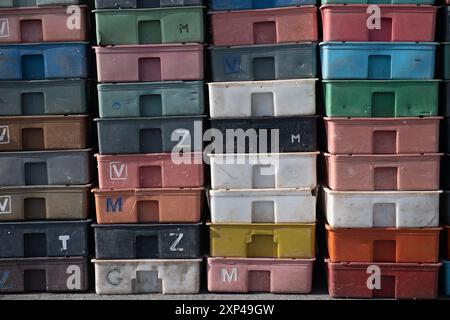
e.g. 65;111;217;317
209;223;316;258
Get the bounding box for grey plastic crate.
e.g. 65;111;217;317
0;149;92;186
96;116;204;155
98;81;204;118
0;0;84;7
95;0;202;9
0;80;89;116
210;43;317;82
0;220;91;258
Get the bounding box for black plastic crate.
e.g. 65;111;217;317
209;116;317;153
94;223;202;259
0;220;91;258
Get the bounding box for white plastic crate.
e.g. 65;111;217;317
208;79;317;118
324;188;441;228
93;259;201;295
209;153;319;190
210;189;316;223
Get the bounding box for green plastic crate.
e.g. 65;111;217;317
323;80;439;117
95;7;205;46
98;81;204;118
320;0;434;4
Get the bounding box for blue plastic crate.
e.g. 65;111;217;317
0;43;89;81
444;261;450;296
320;42;437;80
209;0;315;10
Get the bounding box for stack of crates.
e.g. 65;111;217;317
0;0;92;293
207;0;319;294
320;0;442;299
92;0;205;295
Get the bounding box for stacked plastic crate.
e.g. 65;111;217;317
207;0;319;294
321;0;442;299
91;0;205;295
0;0;91;293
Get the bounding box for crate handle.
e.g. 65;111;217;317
246;231;278;243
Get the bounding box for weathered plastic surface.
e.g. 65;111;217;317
95;44;204;83
0;43;89;81
0;115;89;151
323;188;440;228
326;225;441;263
210;0;316;10
95;0;203;8
326;260;440;299
96;116;204;154
323;80;439;117
93;188;203;224
0;257;89;293
95;7;204;46
321;5;437;42
0;7;88;44
0;185;91;222
210;117;317;153
93;259;201;295
0;80;89;116
210;43;317;82
0;0;85;6
208;258;315;294
210;189;316;224
98;81;204;118
325;117;441;155
321;42;437;80
325;153;441;191
210;6;318;46
94;223;202;259
209;79;317;119
0;149;92;186
210;153;318;190
209;223;316;258
444;261;450;296
0;220;91;258
96;153;204;190
321;0;434;3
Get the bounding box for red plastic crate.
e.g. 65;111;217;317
210;6;318;46
327;260;441;299
321;5;437;42
96;153;204;190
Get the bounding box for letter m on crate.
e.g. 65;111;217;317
107;198;122;213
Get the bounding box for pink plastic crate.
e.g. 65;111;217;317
95;44;204;83
207;257;314;294
96;153;204;189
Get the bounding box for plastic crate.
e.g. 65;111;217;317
210;116;317;153
0;0;85;6
0;6;88;44
444;260;450;296
321;5;437;42
98;81;204;118
95;44;204;83
93;188;203;224
210;43;317;82
96;116;204;155
326;225;441;263
207;257;315;293
0;220;91;258
210;189;316;224
0;185;91;222
323;188;440;228
0;257;89;293
96;153;204;190
0;80;90;116
0;115;89;151
210;153;318;190
321;42;437;80
326;260;440;299
209;223;316;259
321;0;434;3
325;117;441;155
93;259;201;294
325;153;441;191
94;223;202;259
95;7;204;46
209;79;317;119
210;0;316;11
95;0;203;8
